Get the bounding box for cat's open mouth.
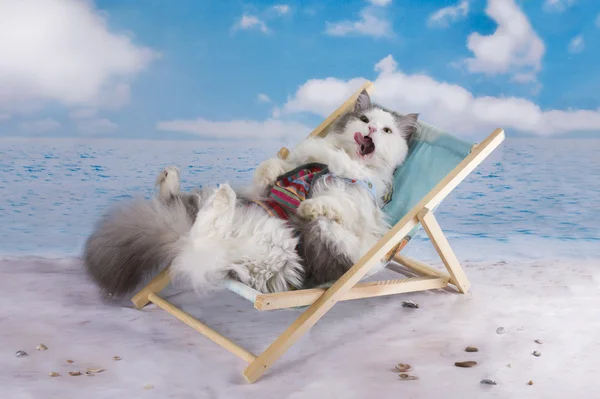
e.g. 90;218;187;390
354;132;375;157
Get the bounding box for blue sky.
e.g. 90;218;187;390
0;0;599;141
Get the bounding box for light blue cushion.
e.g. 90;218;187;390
383;120;473;229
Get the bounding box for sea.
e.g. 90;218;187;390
1;137;598;263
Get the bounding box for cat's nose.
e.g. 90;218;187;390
368;126;377;134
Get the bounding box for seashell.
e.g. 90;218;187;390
528;380;534;385
144;384;154;390
15;350;28;358
48;372;60;377
36;344;48;351
454;361;477;368
395;363;411;372
66;360;74;364
402;301;419;309
465;346;479;352
496;327;506;335
398;373;418;380
113;356;121;361
85;371;95;376
534;339;542;344
480;378;497;385
532;351;541;357
85;368;105;373
69;371;81;376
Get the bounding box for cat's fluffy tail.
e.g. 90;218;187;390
83;197;192;297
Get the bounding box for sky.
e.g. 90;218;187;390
0;0;599;143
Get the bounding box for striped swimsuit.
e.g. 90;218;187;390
250;162;392;221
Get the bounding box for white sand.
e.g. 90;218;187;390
2;256;600;399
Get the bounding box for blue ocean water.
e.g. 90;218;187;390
1;137;598;261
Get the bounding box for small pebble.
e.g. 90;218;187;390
496;327;506;335
454;361;477;368
506;364;512;368
398;373;418;380
86;368;105;373
465;346;479;352
144;384;154;390
66;360;74;364
48;372;60;377
535;339;542;344
113;356;122;361
532;351;541;357
85;371;95;376
395;363;411;372
528;380;534;385
69;371;81;376
36;344;48;351
15;350;28;358
480;378;497;385
402;301;419;309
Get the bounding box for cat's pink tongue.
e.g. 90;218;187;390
354;132;367;145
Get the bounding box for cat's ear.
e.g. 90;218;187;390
354;89;371;112
403;113;419;141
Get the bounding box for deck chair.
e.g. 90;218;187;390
131;81;505;383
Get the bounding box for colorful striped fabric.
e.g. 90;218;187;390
251;163;329;220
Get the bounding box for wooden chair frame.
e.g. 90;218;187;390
131;81;505;383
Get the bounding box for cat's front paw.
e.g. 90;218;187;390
297;198;343;224
254;158;286;190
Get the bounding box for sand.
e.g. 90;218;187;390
2;255;599;399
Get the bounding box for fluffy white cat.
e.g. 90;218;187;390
83;90;418;297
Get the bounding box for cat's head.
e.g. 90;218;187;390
328;89;418;172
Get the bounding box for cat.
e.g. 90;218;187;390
83;89;418;297
252;90;418;285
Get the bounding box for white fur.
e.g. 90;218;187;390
170;183;304;294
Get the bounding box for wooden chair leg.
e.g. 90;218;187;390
131;267;172;309
417;208;471;294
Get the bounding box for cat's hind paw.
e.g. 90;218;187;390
297;198;343;224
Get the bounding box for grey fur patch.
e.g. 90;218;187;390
83;197;195;297
162;191;200;222
293;217;353;287
333;89;419;141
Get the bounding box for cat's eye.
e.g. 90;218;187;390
360;115;369;123
383;127;392;134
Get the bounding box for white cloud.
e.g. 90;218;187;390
257;93;271;103
19;118;61;133
428;0;469;28
156;118;310;140
272;4;290;15
543;0;576;12
234;15;269;33
76;118;118;134
368;0;392;6
464;0;544;83
278;55;600;137
282;77;369;116
568;35;585;53
0;0;158;118
325;7;393;38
